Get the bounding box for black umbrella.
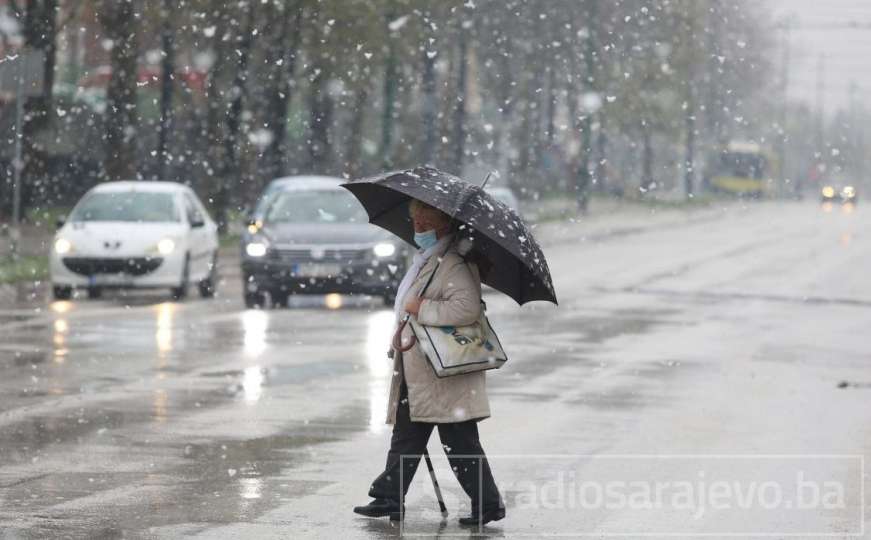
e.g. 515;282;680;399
341;166;557;305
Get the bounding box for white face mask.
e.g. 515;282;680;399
413;229;438;249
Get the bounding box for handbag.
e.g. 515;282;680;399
393;245;508;378
408;300;508;378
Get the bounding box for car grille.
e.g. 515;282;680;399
62;257;163;276
270;247;369;264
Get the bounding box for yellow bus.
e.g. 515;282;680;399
708;141;777;197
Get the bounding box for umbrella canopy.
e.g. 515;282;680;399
341;166;557;305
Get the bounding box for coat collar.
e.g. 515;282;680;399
411;242;454;289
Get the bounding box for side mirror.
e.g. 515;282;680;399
56;215;67;229
190;218;205;229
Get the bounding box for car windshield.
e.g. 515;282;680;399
264;190;368;224
70;191;180;223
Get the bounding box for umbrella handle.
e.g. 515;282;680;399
392;317;417;352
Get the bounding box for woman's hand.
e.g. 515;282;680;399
404;296;423;316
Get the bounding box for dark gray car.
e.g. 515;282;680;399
241;177;410;308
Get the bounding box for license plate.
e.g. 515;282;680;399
90;274;133;286
292;263;342;278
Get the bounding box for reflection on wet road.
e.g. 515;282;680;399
1;201;870;537
0;287;395;536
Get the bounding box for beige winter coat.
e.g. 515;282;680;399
386;245;491;424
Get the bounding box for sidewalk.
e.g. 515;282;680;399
523;194;733;248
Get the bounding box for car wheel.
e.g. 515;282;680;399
87;287;102;299
198;252;218;298
53;285;73;300
383;294;396;307
171;255;190;301
244;291;266;309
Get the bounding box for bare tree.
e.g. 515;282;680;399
259;0;304;182
97;0;139;181
204;1;257;231
6;0;60;201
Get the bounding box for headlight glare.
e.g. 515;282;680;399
373;242;397;258
247;220;263;235
54;238;72;255
157;238;175;255
246;242;268;257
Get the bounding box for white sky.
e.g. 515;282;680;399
766;0;871;114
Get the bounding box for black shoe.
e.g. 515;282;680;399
353;498;403;521
458;506;506;526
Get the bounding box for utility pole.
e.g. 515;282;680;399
777;18;791;198
685;87;695;199
577;0;598;213
848;81;864;186
683;2;697;200
156;0;174;181
815;54;825;154
1;50;45;259
380;2;398;169
858;118;866;189
11;56;25;259
452;16;469;176
421;40;438;164
813;53;826;188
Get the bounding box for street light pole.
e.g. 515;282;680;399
11;54;25;259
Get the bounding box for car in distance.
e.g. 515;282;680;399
821;185;837;203
821;184;858;205
241;176;410;308
50;181;219;301
840;185;858;204
246;174;344;223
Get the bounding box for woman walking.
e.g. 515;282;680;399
352;199;505;526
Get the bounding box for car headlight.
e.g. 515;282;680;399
54;237;72;255
157;238;176;255
246;242;268;257
842;186;856;198
373;242;397;258
247;220;263;235
822;186;835;198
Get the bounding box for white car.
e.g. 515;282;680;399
50;181;219;301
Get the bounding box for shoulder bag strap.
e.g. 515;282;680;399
391;238;454;352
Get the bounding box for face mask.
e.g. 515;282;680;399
414;229;438;250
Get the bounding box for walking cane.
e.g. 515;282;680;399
423;447;449;518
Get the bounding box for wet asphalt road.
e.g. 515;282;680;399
1;201;870;539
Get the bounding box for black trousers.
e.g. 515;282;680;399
368;378;502;511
